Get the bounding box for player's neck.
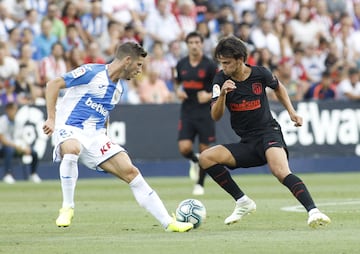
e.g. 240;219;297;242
232;64;251;82
189;53;202;66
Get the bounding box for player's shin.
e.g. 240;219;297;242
59;154;79;208
129;174;172;228
282;173;316;211
206;164;245;200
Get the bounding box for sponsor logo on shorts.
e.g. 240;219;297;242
268;141;278;146
100;141;113;155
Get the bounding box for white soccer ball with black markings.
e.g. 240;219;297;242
175;199;206;229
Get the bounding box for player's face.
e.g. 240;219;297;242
187;37;203;56
217;56;241;76
124;57;145;80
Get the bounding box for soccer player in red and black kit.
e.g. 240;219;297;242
199;36;331;228
175;31;218;195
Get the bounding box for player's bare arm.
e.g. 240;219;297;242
211;80;236;121
43;77;66;136
274;81;303;127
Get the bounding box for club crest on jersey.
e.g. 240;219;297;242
71;67;86;78
198;69;206;78
252;83;262;95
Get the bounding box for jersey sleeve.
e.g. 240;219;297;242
205;61;219;92
62;64;99;88
211;72;225;101
262;66;279;90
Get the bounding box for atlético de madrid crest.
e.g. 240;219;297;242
252;83;262;95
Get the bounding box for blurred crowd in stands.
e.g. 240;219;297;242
0;0;360;106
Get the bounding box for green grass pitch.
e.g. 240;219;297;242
0;172;359;254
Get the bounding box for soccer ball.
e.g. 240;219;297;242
175;199;206;229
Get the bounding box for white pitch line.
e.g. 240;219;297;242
281;200;360;213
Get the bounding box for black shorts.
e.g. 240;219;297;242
224;129;288;169
178;116;215;145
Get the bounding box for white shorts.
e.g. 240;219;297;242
53;125;125;171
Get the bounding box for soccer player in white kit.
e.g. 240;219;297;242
42;42;193;232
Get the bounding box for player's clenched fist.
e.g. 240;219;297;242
221;79;236;95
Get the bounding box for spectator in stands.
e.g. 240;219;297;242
279;22;295;59
46;3;66;41
33;17;58;60
304;69;337;100
143;0;183;52
98;20;123;63
0;79;17;105
312;0;333;41
138;66;172;104
176;0;197;36
121;22;140;44
250;18;281;58
218;20;235;41
256;47;277;72
18;9;41;37
148;41;174;93
235;22;256;54
62;23;85;53
18;43;42;92
0;42;19;102
23;0;48;20
60;1;87;44
336;67;360;100
65;47;84;71
83;41;106;64
7;26;22;59
0;102;41;184
20;27;38;60
39;42;67;97
273;57;305;102
291;47;311;90
289;5;326;48
165;39;185;89
196;20;218;59
301;42;327;84
0;3;17;41
80;0;108;44
101;0;140;26
11;64;37;105
333;13;360;67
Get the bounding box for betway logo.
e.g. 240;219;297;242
85;97;108;116
272;102;360;148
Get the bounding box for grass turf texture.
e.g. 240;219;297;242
0;172;359;254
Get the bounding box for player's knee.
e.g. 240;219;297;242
198;150;212;169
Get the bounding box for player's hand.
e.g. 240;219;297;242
43;119;55;136
176;89;188;101
197;90;210;104
221;80;236;96
290;114;303;127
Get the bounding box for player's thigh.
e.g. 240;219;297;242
195;118;216;145
199;144;236;168
178;118;196;141
99;151;140;183
60;139;81;156
265;147;291;180
224;142;267;169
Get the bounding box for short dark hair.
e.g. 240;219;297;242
185;31;204;43
115;42;147;60
214;36;248;62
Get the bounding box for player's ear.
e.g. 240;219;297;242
124;55;132;64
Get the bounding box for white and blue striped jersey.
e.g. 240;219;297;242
55;64;124;130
